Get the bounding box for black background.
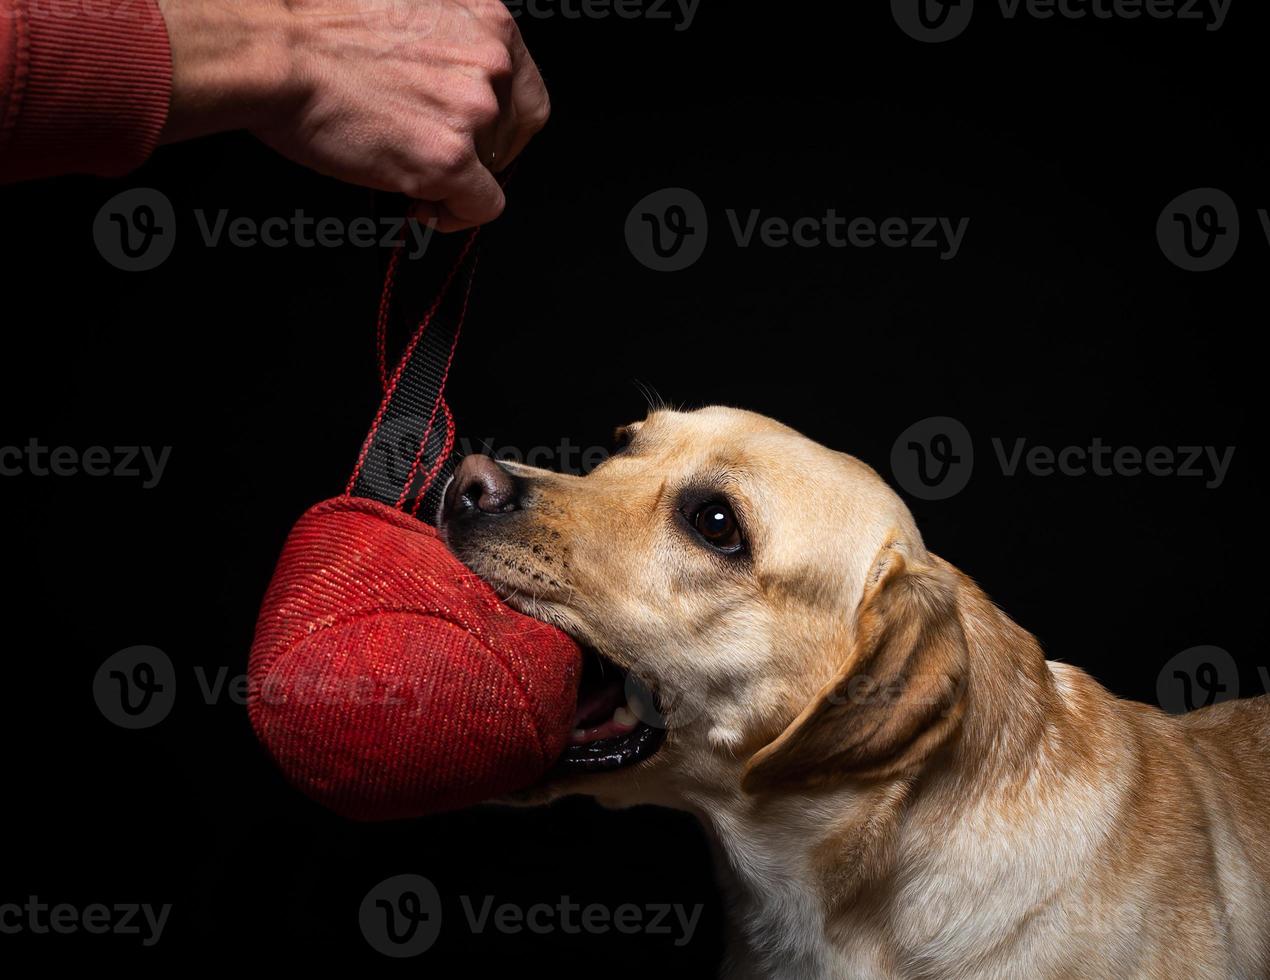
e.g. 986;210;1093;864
1;0;1263;971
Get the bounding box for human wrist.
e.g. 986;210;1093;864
158;0;306;144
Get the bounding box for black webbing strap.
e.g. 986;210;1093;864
346;228;479;523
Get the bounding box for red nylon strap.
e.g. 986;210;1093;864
375;246;402;396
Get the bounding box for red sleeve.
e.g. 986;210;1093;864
1;0;173;182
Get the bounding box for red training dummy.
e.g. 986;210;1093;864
247;232;582;820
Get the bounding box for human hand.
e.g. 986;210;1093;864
160;0;550;230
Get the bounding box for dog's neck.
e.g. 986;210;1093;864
677;580;1061;978
687;785;887;978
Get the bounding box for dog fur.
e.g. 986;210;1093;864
445;406;1270;979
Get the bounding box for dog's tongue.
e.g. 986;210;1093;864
573;674;623;727
570;673;637;745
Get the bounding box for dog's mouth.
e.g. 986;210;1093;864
552;647;666;775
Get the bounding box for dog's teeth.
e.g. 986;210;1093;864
571;728;586;740
614;706;637;727
628;695;646;719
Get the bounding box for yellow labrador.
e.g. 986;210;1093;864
439;406;1270;979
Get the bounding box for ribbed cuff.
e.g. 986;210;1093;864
1;0;173;181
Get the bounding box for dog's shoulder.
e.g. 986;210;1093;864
1175;693;1270;803
1178;691;1270;740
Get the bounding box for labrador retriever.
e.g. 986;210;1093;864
439;406;1270;979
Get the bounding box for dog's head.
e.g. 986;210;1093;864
441;406;969;806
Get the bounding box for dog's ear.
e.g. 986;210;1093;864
742;543;969;793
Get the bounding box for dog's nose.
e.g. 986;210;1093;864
443;455;519;523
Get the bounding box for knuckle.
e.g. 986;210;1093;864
481;0;518;39
474;40;514;78
431;134;475;176
407;181;433;203
463;87;502;127
523;94;551;133
480;189;507;222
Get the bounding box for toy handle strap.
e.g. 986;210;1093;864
345;225;480;523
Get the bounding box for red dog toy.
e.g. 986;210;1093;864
248;231;582;820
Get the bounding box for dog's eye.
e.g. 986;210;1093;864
692;501;742;552
611;426;633;455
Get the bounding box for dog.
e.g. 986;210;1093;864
439;405;1270;979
